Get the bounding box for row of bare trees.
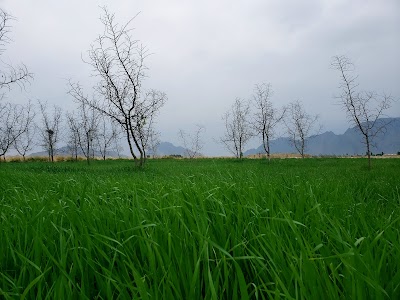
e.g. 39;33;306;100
0;102;33;160
1;7;394;168
1;7;166;167
220;56;393;164
66;104;123;163
0;99;125;162
220;84;319;159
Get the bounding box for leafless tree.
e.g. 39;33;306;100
220;98;253;159
331;55;394;168
38;101;62;162
0;9;32;94
146;129;161;158
68;7;167;167
0;102;30;160
96;114;118;160
252;83;286;160
78;103;99;163
114;135;124;159
133;90;166;162
285;100;318;158
14;101;36;160
178;125;205;158
66;111;80;161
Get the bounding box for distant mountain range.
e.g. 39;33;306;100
153;142;187;156
245;117;400;156
29;118;399;158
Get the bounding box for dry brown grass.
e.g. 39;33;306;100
2;153;399;162
247;153;312;159
372;154;400;159
3;155;88;162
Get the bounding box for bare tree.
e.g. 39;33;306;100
114;134;124;159
68;7;167;167
220;98;253;159
66;111;80;161
96;114;118;160
178;125;205;158
331;55;394;168
133;90;166;162
252;83;286;160
285;100;318;158
0;9;32;94
38;101;62;162
14;101;36;160
146;129;161;158
0;102;29;160
79;103;99;163
67;104;99;163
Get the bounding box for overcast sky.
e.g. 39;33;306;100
1;0;399;155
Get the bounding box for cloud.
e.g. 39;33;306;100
1;0;399;155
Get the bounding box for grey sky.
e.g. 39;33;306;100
2;0;399;155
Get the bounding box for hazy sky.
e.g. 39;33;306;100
1;0;399;155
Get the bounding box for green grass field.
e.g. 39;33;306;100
1;158;399;299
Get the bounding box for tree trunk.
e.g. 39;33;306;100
138;153;145;167
366;136;371;169
143;149;147;164
86;139;90;165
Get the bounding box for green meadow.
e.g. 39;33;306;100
1;158;399;299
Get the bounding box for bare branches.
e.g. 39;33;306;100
145;129;160;158
0;102;30;158
0;62;32;91
0;9;12;51
66;103;99;164
0;8;33;92
220;98;253;159
178;125;205;158
331;55;394;168
285;100;318;158
66;111;80;161
68;7;166;167
252;83;286;159
96;115;119;160
38;101;62;162
133;89;166;160
14;100;36;160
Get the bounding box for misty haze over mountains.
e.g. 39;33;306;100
152;118;400;157
29;118;399;158
245;118;400;156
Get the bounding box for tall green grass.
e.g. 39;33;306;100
1;158;399;299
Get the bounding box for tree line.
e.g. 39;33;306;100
219;85;320;160
0;7;164;166
0;7;395;169
220;60;394;168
